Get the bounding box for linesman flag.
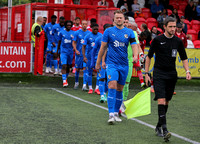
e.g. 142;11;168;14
124;87;151;119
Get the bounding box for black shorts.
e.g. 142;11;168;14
153;77;177;101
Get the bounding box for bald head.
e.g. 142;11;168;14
36;16;43;26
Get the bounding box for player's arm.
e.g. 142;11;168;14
91;42;98;69
82;45;87;62
102;49;107;69
178;39;191;80
96;42;108;72
51;26;56;47
57;40;61;54
145;38;156;86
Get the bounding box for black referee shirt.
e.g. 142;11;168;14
148;34;188;79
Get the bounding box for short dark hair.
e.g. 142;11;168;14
124;16;129;20
90;18;97;24
91;23;99;28
139;32;147;38
65;20;73;28
51;15;57;19
59;16;65;20
103;24;112;31
43;17;47;19
75;17;80;20
164;17;176;26
141;23;148;30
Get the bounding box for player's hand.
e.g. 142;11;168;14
186;73;192;80
133;56;138;63
95;63;101;72
83;57;88;63
102;62;106;69
145;74;151;87
52;42;56;47
75;50;80;55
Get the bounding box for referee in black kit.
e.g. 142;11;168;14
145;17;192;142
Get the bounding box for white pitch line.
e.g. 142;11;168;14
52;88;200;144
0;86;200;93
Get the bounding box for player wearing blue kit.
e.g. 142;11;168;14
91;24;112;102
82;23;102;94
44;15;57;73
96;10;138;124
72;20;91;90
52;16;65;75
57;20;74;87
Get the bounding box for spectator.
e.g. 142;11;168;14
120;5;135;17
151;0;164;19
185;0;196;21
140;23;152;46
98;0;109;7
170;8;180;23
175;23;187;48
131;0;144;18
145;0;154;9
186;34;194;48
41;17;47;29
117;0;132;11
180;16;188;34
138;0;145;8
151;26;161;39
196;1;200;20
128;16;141;33
157;9;168;30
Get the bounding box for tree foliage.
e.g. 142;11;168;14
0;0;47;7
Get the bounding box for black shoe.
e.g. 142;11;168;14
163;130;171;142
155;127;163;137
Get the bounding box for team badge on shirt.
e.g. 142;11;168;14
108;75;111;79
99;73;101;77
124;34;128;38
172;49;177;57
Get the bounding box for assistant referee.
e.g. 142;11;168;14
145;17;191;142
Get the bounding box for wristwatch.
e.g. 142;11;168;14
186;70;191;74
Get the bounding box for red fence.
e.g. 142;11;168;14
0;8;8;41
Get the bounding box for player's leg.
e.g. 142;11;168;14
74;56;82;89
82;61;88;91
95;74;100;95
58;49;62;75
134;61;145;88
45;43;52;73
99;66;106;102
52;44;59;75
154;77;169;139
65;53;73;85
123;62;133;101
114;65;129;122
106;64;119;124
61;53;68;87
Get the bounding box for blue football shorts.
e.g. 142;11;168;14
60;52;73;65
52;43;58;54
75;55;84;69
98;65;106;79
106;64;129;85
46;42;52;52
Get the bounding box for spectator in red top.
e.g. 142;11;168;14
175;23;187;48
71;17;82;31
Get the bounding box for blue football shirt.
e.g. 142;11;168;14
73;29;91;57
52;24;65;44
102;26;137;66
58;30;75;54
44;22;56;43
83;32;102;60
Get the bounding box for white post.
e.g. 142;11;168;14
8;0;12;41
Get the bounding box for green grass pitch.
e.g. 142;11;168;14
0;74;199;144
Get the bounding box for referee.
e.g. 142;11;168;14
145;17;191;142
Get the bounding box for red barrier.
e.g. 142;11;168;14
34;30;45;75
0;42;32;73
